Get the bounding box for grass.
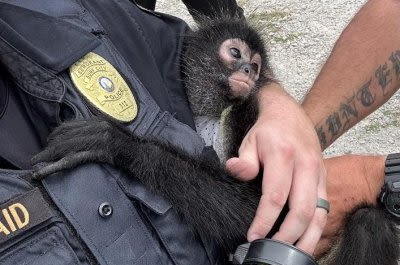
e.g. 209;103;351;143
364;109;400;133
247;9;302;44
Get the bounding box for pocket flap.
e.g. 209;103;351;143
0;3;100;73
106;166;172;215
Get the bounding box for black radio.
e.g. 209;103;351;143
232;239;317;265
380;153;400;218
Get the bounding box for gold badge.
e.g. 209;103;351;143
69;52;138;122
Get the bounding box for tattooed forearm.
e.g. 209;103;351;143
340;95;358;130
316;91;364;147
389;50;400;80
326;112;342;137
356;80;375;107
315;49;400;149
375;63;392;95
316;126;327;148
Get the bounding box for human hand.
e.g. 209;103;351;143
226;83;327;254
315;154;386;257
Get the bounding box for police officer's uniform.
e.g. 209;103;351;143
0;1;228;264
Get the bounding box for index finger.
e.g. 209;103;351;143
247;152;294;241
272;159;320;244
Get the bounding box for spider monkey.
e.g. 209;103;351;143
32;15;399;265
33;15;267;253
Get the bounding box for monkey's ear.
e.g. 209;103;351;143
189;7;246;28
184;1;245;26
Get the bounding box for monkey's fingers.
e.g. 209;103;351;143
32;134;112;165
47;119;112;144
32;150;112;179
48;120;100;139
48;133;113;151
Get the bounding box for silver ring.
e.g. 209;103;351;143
316;198;330;213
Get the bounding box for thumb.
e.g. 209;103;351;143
226;143;260;180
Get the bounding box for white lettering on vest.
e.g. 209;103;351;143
0;203;30;237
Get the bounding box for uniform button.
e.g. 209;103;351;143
99;202;113;218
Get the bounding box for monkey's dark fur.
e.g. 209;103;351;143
33;118;260;252
319;205;399;265
33;16;266;253
33;15;400;265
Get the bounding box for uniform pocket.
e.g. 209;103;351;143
0;226;82;265
113;167;221;265
0;170;90;265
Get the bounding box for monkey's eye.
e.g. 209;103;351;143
230;48;241;59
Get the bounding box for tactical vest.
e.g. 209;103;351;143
0;1;222;264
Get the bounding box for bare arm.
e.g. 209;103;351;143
304;0;400;255
302;0;400;149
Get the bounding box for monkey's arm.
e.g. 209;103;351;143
32;118;260;252
302;0;400;150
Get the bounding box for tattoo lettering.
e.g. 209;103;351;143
389;50;400;80
339;95;358;130
356;80;375;107
316;126;327;148
375;63;392;94
326;112;341;137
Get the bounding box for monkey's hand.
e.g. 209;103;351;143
315;155;385;258
31;118;129;179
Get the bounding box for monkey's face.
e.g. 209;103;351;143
218;38;262;99
182;17;270;118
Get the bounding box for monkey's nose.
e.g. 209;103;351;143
240;64;253;76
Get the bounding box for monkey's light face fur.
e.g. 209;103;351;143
182;17;270;117
219;38;261;98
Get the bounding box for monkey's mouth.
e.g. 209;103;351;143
228;75;255;98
